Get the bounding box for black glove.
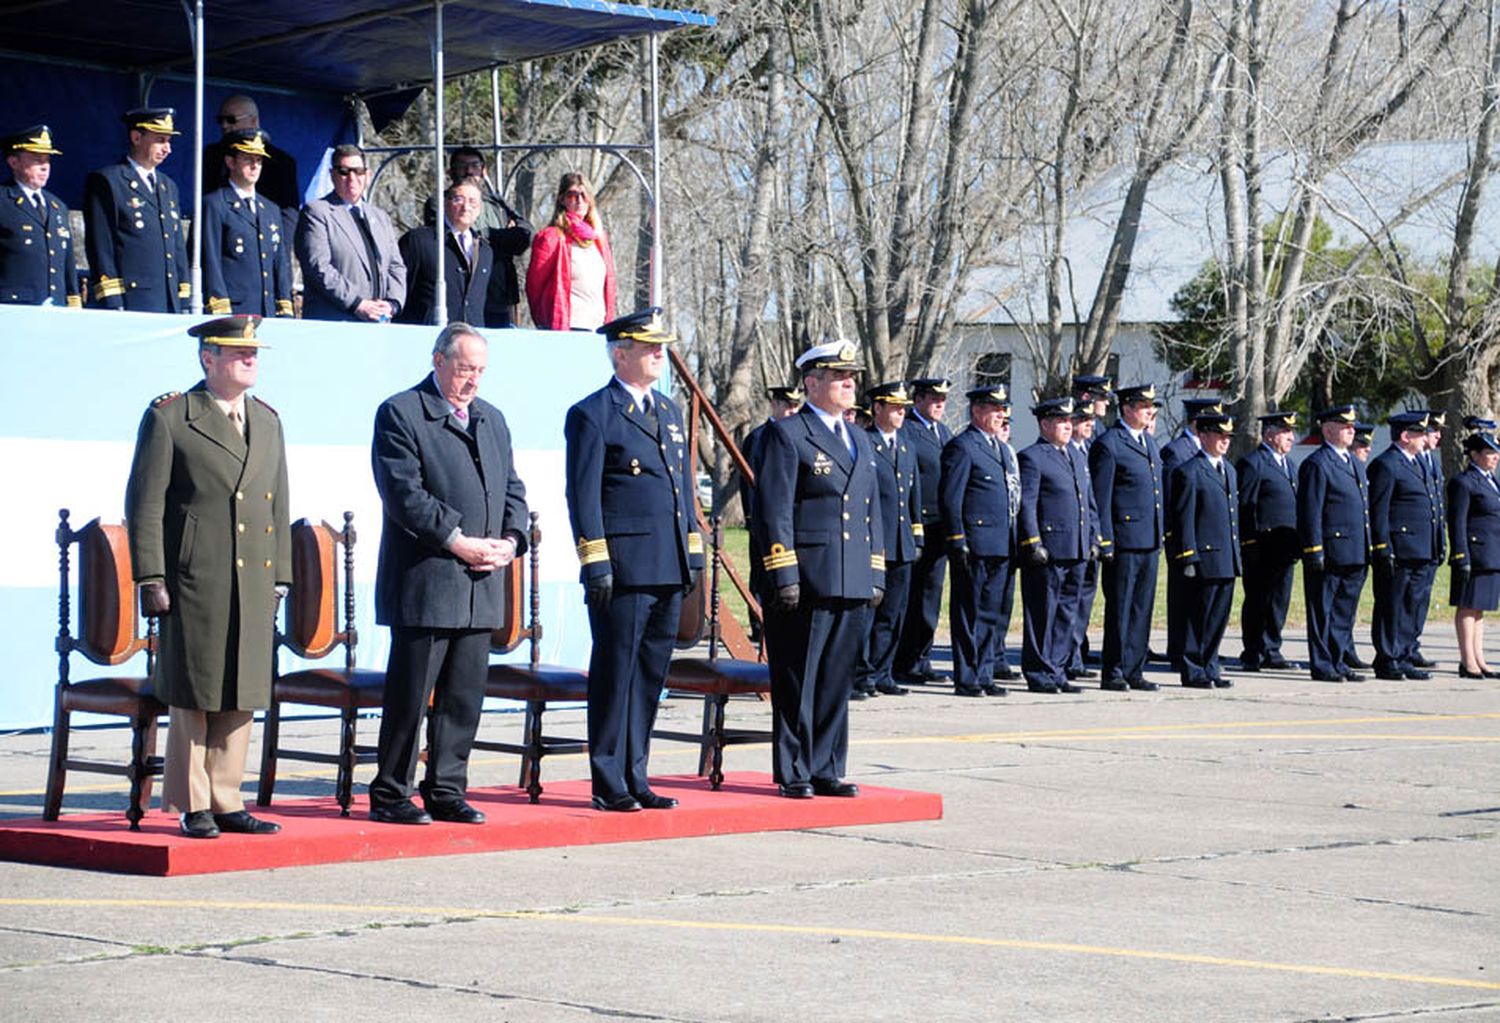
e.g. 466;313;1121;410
1098;546;1115;564
685;567;702;596
1303;552;1325;574
870;587;884;609
139;580;171;617
1089;543;1101;563
775;583;801;611
1182;563;1198;580
1379;549;1397;573
1453;561;1472;584
585;573;613;611
1027;544;1051;567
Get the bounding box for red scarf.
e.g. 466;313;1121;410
564;211;598;247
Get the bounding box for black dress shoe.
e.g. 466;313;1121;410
1054;681;1082;694
981;682;1008;697
1026;682;1058;694
1458;667;1487;679
993;665;1017;681
1403;669;1432;680
875;681;910;696
1148;648;1170;663
1100;678;1128;692
1342;652;1371;670
1342;671;1366;683
213;810;281;834
1067;668;1098;680
1182;678;1213;689
632;790;679;810
849;688;869;701
424;799;487;824
591;793;643;812
811;778;859;797
1212;677;1233;688
1237;659;1261;673
1128;679;1160;692
778;781;814;799
1411;653;1438;668
954;685;986;697
1310;671;1346;683
370;799;433;825
179;810;220;839
1262;655;1293;670
1374;670;1406;681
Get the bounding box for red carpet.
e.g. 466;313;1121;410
0;773;942;876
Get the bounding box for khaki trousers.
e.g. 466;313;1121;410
162;707;253;814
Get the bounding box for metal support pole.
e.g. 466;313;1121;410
191;0;205;315
490;65;504;185
648;32;663;309
433;0;447;326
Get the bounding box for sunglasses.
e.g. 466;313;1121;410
331;165;367;177
563;190;589;201
216;114;246;125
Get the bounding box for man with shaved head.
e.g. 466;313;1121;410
202;95;301;236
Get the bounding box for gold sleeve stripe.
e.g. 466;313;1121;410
1099;539;1113;547
763;542;798;571
1303;545;1323;554
1020;535;1040;546
687;532;704;554
911;523;924;537
275;299;294;316
207;296;233;314
1176;549;1196;559
94;275;124;299
178;282;192;298
1242;537;1258;546
871;554;886;571
575;537;609;566
65;294;82;309
1453;552;1466;560
1372;542;1388;550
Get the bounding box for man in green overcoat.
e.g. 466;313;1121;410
125;314;291;838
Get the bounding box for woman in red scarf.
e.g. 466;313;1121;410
525;172;617;330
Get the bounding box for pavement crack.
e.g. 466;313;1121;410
1283;1001;1500;1020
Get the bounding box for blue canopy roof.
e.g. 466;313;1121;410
2;0;714;97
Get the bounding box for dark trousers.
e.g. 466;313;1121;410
860;560;913;688
586;584;682;800
1372;559;1433;672
1021;559;1085;686
996;560;1018;672
766;596;863;785
1102;549;1160;684
894;535;947;675
1304;564;1368;678
949;554;1011;688
1240;536;1296;664
1181;576;1234;685
1067;559;1099;672
371;626;491;807
1410;559;1439;655
1165;561;1186;667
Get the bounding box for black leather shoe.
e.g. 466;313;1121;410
993;665;1017;681
1066;668;1097;680
954;685;986;697
778;781;814;799
1262;655;1293;670
1343;653;1371;670
591;793;643;812
811;778;859;797
632;790;678;810
849;688;869;701
1411;653;1438;668
1100;679;1129;692
370;799;433;825
875;681;910;696
1342;671;1366;683
1238;659;1261;672
1213;677;1234;688
1310;671;1345;682
1182;678;1213;689
1458;667;1487;679
982;683;1009;697
213;810;281;835
1055;681;1083;694
425;799;486;824
1026;682;1058;694
1128;679;1160;692
1374;670;1407;681
1403;669;1432;680
180;810;220;839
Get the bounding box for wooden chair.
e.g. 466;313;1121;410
44;509;165;830
471;511;590;803
256;512;385;816
655;517;772;789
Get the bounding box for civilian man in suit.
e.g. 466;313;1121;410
125;315;288;838
200;129;293;318
854;382;924;697
369;323;530;825
1089;383;1165;691
0;124;79;307
1236;411;1301;670
423;147;533;328
397;180;493;326
565;308;703;812
202;95;301;240
1017;396;1097;694
1297;404;1371;682
296;143;406;322
1159;396;1224;668
84;108;190;312
1168;412;1242;689
755;340;884;798
940;385;1013;697
1368;410;1441;680
893;377;952;684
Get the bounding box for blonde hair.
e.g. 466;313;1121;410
551;171;602;234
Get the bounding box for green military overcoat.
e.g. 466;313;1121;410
125;382;292;711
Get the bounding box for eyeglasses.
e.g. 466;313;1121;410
216;113;247;126
446;195;481;206
331;165;367;177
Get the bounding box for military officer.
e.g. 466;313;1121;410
754;340;884;798
1169;412;1242;688
1089;383;1165;691
893;377;953;684
1297;404;1372;682
1448;432;1500;676
940;385;1014;697
1064;392;1103;680
1017;396;1097;694
84;107;190;312
201;129;293;318
739;383;804;621
1073;374;1113;419
1352;424;1375;460
1410;411;1449;669
1160;396;1225;668
992;411;1024;680
1;125;80;307
125;315;288;838
856;382;923;697
565;308;703;812
1367;410;1441;680
1236;411;1300;671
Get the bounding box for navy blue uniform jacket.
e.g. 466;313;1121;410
565;379;702;587
901;413;951;529
1017;440;1096;560
1237;445;1298;539
755;407;885;598
371;375;530;629
1447;467;1500;571
0;183;79;306
940;427;1012;558
1297;445;1371;568
1089;422;1163;552
83;160;190;310
200;186;293;317
1170;452;1242;579
1368;447;1442;562
869;426;923;563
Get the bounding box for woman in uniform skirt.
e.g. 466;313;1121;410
1446;432;1500;678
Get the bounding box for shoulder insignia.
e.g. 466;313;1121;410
252;396;279;416
151;391;183;407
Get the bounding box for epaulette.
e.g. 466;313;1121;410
252;395;279;416
151;391;183;407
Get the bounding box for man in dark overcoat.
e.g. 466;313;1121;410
1168;412;1242;689
397;180;494;326
564;308;703;812
369;323;530;825
1368;410;1441;679
125;315;289;838
1160;396;1224;669
740;384;803;619
893;377;952;684
1236;411;1300;671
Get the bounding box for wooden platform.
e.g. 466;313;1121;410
0;772;943;876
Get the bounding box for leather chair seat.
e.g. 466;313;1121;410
59;677;163;717
485;663;589;702
273;667;387;709
665;657;771;695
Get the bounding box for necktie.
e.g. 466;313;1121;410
453;407;468;423
641;393;658;433
351;206;384;298
146;172;157;193
228;407;244;438
835;419;854;458
31;192;43;214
